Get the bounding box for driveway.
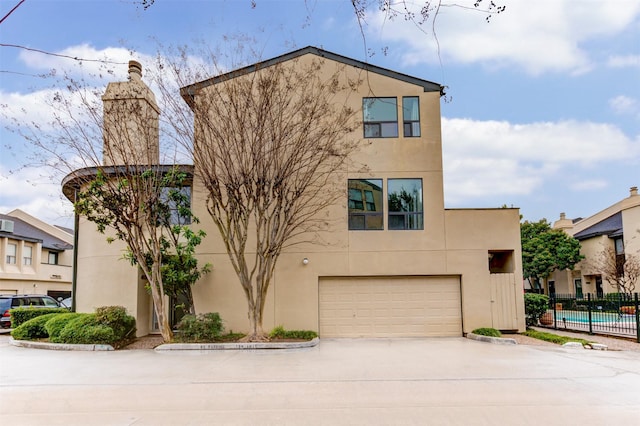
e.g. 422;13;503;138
1;334;639;425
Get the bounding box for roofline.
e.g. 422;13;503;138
180;46;444;107
61;164;194;201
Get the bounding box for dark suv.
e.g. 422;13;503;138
0;295;61;329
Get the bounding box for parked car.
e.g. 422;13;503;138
59;297;72;309
0;294;61;329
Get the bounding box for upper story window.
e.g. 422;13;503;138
402;97;420;137
6;243;17;264
23;245;33;265
614;237;624;255
48;251;59;265
160;186;192;226
388;178;424;230
348;179;383;230
363;98;398;138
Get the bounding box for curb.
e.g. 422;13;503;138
9;337;114;351
466;333;517;345
155;337;320;351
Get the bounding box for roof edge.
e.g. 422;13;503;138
180;46;444;106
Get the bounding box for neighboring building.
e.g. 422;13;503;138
551;186;640;297
0;209;74;301
64;47;525;337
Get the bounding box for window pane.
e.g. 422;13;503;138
388;179;423;230
363;98;397;121
363;98;398;138
402;97;420;137
48;252;58;265
23;246;32;265
6;243;16;264
348;179;383;230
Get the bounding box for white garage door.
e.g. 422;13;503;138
319;276;462;338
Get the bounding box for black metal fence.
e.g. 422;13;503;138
545;293;640;343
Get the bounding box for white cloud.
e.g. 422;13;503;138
0;165;74;227
366;0;640;75
609;95;640;118
569;179;608;191
442;117;640;203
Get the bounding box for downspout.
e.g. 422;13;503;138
71;187;79;312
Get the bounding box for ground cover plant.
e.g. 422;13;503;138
522;329;592;346
471;328;502;337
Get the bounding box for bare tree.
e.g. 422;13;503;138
590;245;640;298
157;49;361;341
3;62;202;342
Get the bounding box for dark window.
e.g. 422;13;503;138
388;178;423;230
363;98;398;138
402;97;420;137
160;186;192;226
348;179;383;230
48;251;59;265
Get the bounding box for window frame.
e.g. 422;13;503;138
363;97;399;138
387;178;424;230
23;245;33;266
348;179;384;231
6;243;17;264
402;96;421;137
48;251;59;265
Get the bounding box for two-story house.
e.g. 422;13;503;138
551;186;640;297
0;209;74;301
63;47;525;337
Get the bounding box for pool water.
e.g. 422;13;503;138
552;310;636;323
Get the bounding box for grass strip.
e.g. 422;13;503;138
523;329;592;346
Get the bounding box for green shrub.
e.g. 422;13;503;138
269;326;318;340
95;306;136;345
10;313;60;340
471;327;501;337
10;307;68;328
175;312;224;342
58;314;115;345
45;313;85;342
524;293;549;326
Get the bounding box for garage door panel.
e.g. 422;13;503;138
319;276;462;338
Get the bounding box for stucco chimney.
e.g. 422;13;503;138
560;212;566;220
128;60;142;81
631;186;638;197
102;61;160;166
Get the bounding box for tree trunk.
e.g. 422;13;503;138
241;300;268;342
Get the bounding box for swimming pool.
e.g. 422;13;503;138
551;310;636;323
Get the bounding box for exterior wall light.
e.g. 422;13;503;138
302;258;309;265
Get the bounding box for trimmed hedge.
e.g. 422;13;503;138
11;313;60;340
58;314;115;346
45;313;86;342
10;307;68;328
95;306;136;345
269;325;318;340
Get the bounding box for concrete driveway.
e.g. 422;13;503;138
1;335;639;425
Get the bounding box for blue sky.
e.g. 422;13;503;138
1;0;639;228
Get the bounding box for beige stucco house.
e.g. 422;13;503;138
64;47;525;337
550;186;640;297
0;209;74;300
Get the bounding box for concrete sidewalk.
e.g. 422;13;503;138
1;336;640;425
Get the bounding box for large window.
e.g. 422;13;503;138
388;179;423;230
348;179;384;230
23;246;32;265
363;98;398;138
6;243;16;264
402;97;420;137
